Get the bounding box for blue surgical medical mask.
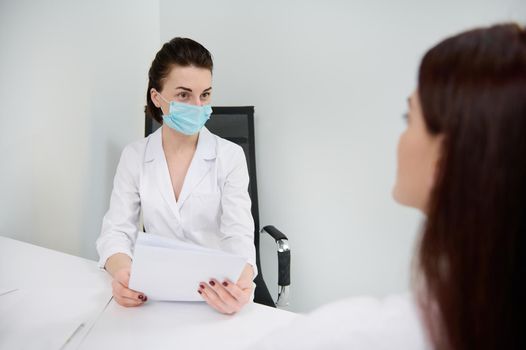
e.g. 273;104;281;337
157;92;212;135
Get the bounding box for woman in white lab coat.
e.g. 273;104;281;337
96;38;256;314
252;23;526;349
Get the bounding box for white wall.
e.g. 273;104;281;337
159;0;526;312
0;0;160;258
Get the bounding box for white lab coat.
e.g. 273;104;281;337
250;294;430;350
96;126;256;275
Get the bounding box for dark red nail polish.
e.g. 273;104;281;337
198;290;202;294
222;281;228;287
209;280;215;286
199;284;205;289
138;295;144;300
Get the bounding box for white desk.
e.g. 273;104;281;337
0;236;298;349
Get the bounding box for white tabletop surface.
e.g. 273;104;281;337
80;299;298;350
0;236;298;349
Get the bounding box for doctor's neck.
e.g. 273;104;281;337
161;125;199;154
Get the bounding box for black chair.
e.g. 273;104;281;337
145;106;291;307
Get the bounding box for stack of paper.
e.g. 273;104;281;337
129;233;247;301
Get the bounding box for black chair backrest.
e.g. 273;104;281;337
145;107;274;306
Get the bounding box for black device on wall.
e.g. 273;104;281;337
145;106;291;307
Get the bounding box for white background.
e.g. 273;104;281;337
0;0;160;257
1;0;524;312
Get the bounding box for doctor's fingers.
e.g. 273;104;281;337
112;279;146;302
222;279;251;304
200;284;235;314
207;279;244;312
114;295;144;307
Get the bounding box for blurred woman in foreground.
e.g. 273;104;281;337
254;23;526;350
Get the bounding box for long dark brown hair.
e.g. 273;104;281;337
416;23;526;349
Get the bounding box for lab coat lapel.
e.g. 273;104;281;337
144;127;181;220
177;127;217;209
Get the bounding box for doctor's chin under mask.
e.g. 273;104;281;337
157;92;212;136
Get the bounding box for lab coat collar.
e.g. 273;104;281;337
177;127;217;208
144;126;216;163
194;127;217;161
144;126;217;216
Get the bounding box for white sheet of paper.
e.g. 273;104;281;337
129;233;247;301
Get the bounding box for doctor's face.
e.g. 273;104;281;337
151;65;212;113
393;91;442;212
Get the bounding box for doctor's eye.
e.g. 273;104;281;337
201;92;211;99
402;112;409;123
176;92;189;100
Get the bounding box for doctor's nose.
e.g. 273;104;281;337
190;97;203;106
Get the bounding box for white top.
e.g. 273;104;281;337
250;294;430;350
96;126;256;274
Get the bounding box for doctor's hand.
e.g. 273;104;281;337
199;263;254;315
106;253;147;307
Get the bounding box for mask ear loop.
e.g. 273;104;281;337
153;89;169;115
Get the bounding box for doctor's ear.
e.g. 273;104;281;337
150;88;161;108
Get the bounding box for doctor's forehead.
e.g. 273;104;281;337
162;65;212;91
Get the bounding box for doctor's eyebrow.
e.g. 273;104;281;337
175;86;192;92
175;86;212;93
